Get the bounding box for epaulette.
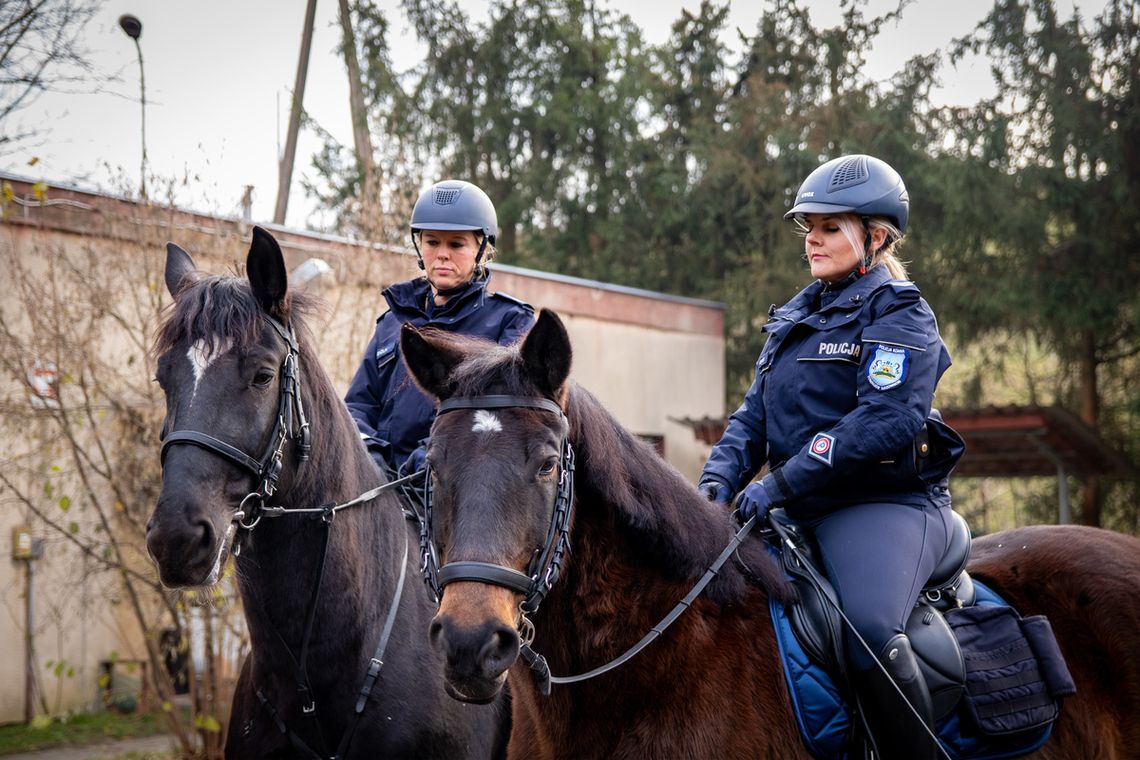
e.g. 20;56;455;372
886;279;920;295
490;291;535;311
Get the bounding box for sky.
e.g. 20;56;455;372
2;0;1107;230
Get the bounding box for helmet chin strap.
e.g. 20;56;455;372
860;216;873;275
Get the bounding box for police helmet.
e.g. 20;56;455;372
410;180;498;243
784;155;909;233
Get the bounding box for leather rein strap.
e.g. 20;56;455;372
520;515;757;695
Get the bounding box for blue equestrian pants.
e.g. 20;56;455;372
810;499;952;671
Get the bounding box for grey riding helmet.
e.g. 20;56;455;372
784;154;909;234
409;180;498;270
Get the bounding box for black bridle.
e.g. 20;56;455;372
160;315;311;539
421;392;762;697
419;395;576;623
156;313;413;759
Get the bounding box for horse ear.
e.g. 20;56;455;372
400;324;466;400
520;310;572;399
247;226;288;318
164;242;197;297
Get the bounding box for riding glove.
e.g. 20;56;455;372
697;477;733;505
736;478;777;523
399;444;428;477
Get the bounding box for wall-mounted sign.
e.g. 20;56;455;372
11;526;43;560
28;359;60;409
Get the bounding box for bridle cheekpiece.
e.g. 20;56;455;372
419;394;575;622
160;315;312;538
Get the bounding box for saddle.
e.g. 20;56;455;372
769;507;974;719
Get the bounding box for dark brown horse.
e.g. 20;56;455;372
146;228;510;758
401;309;1140;760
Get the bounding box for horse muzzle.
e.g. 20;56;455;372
146;496;230;588
430;583;521;703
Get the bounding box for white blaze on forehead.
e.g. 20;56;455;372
472;410;503;434
187;338;232;396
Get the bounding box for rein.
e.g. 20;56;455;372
520;516;757;694
157;313;413;758
420;392;761;695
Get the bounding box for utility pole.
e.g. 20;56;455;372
338;0;379;236
274;0;319;225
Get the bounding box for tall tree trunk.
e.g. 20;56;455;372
1078;329;1102;527
338;0;381;239
274;0;319;225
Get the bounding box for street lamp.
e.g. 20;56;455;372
118;14;147;198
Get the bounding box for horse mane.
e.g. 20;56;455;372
153;273;319;359
435;329;793;604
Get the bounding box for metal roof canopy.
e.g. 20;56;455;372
941;405;1137;479
939;405;1140;524
672;404;1139;525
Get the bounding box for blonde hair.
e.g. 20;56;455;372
834;215;907;280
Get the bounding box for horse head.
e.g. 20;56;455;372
147;227;310;587
401;309;572;704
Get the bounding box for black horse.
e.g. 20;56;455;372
146;227;510;759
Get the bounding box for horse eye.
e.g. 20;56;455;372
252;369;274;387
538;457;558;477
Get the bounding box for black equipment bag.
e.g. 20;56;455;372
945;604;1076;736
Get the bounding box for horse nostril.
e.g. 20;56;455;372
479;625;519;675
196;518;215;553
429;618;444;648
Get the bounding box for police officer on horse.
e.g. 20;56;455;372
699;155;963;759
346;180;535;475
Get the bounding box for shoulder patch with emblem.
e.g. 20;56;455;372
867;344;908;390
808;432;836;466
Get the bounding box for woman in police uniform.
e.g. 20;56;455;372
698;155;962;759
345;180;534;475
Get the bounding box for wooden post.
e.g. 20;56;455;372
273;0;319;225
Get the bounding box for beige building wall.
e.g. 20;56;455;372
0;174;723;723
560;316;723;479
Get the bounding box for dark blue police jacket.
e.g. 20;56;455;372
701;265;962;518
345;273;534;472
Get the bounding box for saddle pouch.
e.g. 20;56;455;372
1020;615;1077;697
945;604;1060;736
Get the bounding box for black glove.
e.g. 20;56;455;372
697;477;733;505
398;445;428;478
735;479;775;523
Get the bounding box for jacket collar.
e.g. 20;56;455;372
383;273;490;318
772;265;893;323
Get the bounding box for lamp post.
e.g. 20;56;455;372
118;14;147;198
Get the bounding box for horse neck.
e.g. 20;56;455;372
237;361;405;657
529;384;760;674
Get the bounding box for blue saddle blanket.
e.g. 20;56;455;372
770;579;1054;760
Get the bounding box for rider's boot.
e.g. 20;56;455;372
854;633;939;760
